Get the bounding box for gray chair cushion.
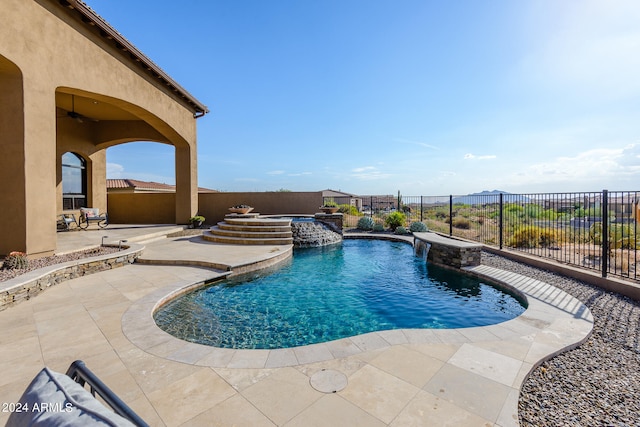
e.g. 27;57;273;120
6;367;135;426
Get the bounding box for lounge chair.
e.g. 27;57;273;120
57;213;78;231
6;360;148;426
79;207;109;229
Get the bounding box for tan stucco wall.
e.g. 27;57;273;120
0;0;202;256
107;193;176;224
106;192;324;225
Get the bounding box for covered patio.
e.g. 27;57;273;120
0;0;207;258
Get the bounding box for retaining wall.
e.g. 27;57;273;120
0;246;142;311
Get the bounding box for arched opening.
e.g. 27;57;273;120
61;152;87;210
106;142;175;185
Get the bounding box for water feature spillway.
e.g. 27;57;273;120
291;219;342;247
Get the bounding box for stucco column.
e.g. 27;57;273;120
88;150;107;212
0;76;57;257
175;144;198;223
0;63;27;255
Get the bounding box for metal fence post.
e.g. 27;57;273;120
499;193;504;249
602;189;609;278
449;195;453;236
370;196;373;218
420;196;423;222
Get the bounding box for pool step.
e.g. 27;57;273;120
216;222;292;233
204;216;293;245
223;217;293;227
209;226;293;239
203;233;294;245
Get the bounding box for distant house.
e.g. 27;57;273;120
358;194;397;213
321;189;363;212
107;179;217;194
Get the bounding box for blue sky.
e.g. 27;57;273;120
92;0;640;195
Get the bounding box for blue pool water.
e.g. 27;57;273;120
154;239;526;349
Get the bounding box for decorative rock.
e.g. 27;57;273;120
291;221;342;247
483;252;640;427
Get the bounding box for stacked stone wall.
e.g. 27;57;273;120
0;249;141;311
413;232;482;269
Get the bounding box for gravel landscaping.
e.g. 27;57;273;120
0;247;121;282
482;252;640;427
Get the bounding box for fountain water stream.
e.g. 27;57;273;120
414;240;431;262
291;220;342;247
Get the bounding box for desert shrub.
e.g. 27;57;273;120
509;226;558;248
385;211;406;231
539;229;558;247
357;216;375;231
2;251;28;270
409;222;428;232
435;211;447;220
373;223;385;232
394;226;408;235
339;204;360;216
452;217;470;229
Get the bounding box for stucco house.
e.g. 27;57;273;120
0;0;208;257
106;179;217;194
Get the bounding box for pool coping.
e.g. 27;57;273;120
122;256;594;371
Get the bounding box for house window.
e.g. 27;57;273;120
62;152;86;210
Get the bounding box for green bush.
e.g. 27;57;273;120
394;226;408;235
409;221;428;232
384;211;406;231
373;223;385;232
509;226;558;248
339;204;361;216
357;216;375;231
452;217;470;229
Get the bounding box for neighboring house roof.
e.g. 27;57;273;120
321;189;359;198
58;0;208;117
107;179;217;193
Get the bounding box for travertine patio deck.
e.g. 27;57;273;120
0;226;593;426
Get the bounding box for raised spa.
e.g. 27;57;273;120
154;239;526;349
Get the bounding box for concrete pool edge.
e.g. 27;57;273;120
122;263;593;370
121;257;593;426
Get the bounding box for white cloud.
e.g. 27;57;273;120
394;138;439;150
351;166;391;181
106;162;124;178
464;153;496;160
288;172;312;176
511;143;640;187
267;170;285;175
352;166;376;173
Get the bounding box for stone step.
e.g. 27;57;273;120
203;232;293;245
216;222;292;233
210;226;292;239
224;217;292;227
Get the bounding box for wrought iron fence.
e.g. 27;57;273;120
324;190;639;282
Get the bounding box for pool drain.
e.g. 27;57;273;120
310;369;348;393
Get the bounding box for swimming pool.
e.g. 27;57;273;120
154;239;526;349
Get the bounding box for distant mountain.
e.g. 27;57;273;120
452;190;530;205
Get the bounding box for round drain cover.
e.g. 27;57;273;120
310;369;348;393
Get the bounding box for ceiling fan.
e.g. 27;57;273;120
59;95;99;123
